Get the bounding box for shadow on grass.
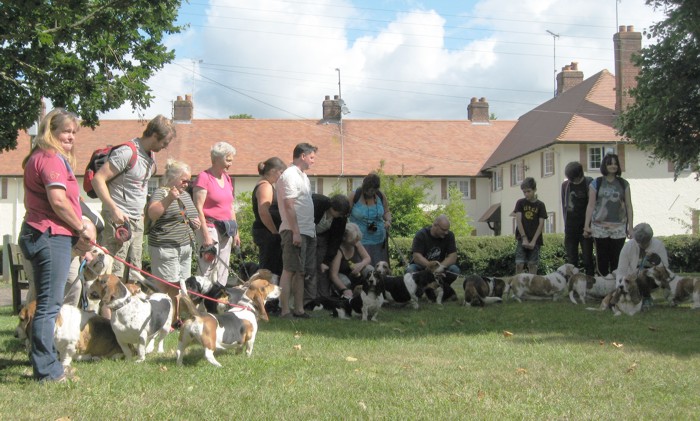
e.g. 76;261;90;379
261;297;700;357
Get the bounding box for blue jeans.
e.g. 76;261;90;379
406;263;460;276
19;223;73;381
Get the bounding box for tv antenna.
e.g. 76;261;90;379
546;30;560;97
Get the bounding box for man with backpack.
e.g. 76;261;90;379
561;161;594;276
90;115;176;280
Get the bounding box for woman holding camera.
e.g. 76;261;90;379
348;173;391;266
146;159;200;284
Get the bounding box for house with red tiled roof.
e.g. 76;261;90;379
0;95;516;241
479;26;699;237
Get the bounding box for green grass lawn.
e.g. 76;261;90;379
1;286;699;420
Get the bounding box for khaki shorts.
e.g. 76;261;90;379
280;230;317;274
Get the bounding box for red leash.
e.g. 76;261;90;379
89;240;246;310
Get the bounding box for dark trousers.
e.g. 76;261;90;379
564;231;594;276
593;237;626;276
252;228;282;276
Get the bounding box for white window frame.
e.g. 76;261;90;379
309;178;318;194
448;180;470;200
543;151;555;176
510;161;524;186
147;178;160;195
544;211;556;234
588;146;615;171
492;168;503;191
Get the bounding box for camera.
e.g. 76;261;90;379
367;222;377;232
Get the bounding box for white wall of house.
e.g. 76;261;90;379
3;159;694;244
488;144;700;237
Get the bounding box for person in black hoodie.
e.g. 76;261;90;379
303;193;350;310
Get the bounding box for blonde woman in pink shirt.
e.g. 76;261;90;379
193;142;239;286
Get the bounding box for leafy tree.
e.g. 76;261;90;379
0;1;183;151
430;184;474;237
380;172;433;238
616;0;700;179
235;191;255;257
229;114;254;119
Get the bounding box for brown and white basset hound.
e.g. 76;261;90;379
91;274;173;362
507;264;578;302
588;272;643;316
15;300;123;366
647;263;700;309
176;277;281;367
568;272;617;305
462;274;504;307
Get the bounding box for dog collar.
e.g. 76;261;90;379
108;295;132;311
233;295;257;314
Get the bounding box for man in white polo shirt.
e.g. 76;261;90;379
277;143;317;319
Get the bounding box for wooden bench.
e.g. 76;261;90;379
8;243;30;314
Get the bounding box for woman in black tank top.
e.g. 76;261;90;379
252;157;286;275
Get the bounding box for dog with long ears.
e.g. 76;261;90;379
507;264;579;302
176;278;281;367
588;272;643;316
462;274;504;307
647;263;700;309
333;267;385;321
568;272;617;305
374;261;444;308
15;301;123;367
220;269;281;317
91;274;173;362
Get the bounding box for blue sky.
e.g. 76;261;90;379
101;0;667;121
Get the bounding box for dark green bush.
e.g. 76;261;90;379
386;233;700;277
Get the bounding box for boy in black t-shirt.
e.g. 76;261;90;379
513;177;547;274
561;162;594;276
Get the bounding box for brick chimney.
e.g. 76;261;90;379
556;62;584;95
322;95;342;122
173;94;193;122
468;97;489;123
614;25;642;112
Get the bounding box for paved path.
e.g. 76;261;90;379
0;283;25;308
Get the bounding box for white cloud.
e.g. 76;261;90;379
99;0;667;121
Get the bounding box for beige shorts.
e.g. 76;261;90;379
280;230;316;274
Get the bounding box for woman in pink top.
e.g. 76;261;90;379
193;141;239;286
19;108;95;382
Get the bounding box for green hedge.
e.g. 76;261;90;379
386;234;700;277
139;234;700;279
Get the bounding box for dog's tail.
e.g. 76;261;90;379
569;290;581;305
177;293;203;320
311;295;344;311
483;297;503;304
